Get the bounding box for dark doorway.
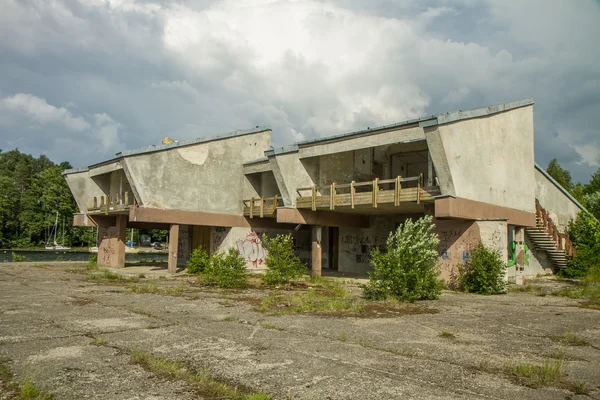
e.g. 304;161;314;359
328;227;339;270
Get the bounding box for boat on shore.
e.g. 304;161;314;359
45;212;71;251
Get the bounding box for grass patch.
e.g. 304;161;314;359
86;270;127;282
129;282;188;297
31;264;49;269
337;332;348;342
440;330;455;339
260;322;283;331
550;331;589;346
553;269;600;309
260;286;364;315
130;351;270;400
0;358;53;399
506;357;565;388
569;379;588;395
89;338;106;346
129;308;161;319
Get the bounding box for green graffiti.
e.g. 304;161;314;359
508;241;516;267
508;241;529;267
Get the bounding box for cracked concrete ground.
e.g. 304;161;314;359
0;262;599;399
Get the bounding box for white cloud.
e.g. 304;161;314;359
0;0;598;182
0;93;90;131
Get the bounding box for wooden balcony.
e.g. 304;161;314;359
88;192;136;215
296;175;440;211
242;196;283;218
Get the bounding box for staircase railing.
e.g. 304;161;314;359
534;199;576;257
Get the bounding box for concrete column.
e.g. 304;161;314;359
311;225;322;277
115;215;127;268
168;224;180;274
427;150;434;186
97;215;127;268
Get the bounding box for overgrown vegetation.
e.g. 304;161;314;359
506;357;565;388
187;247;210;274
261;285;364;315
88;254;97;268
129;282;188;297
202;248;248;289
11;251;26;262
554;267;600;309
458;242;506;295
362;216;442;301
0;358;53;400
130;351;271;400
261;233;306;285
550;331;589;346
561;212;600;278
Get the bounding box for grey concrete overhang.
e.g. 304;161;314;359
419;98;535;128
534;163;588;213
88;161;124;178
243;157;272;174
62;167;89;176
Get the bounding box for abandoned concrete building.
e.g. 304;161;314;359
63;98;586;283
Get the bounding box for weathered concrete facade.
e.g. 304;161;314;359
63;99;586;283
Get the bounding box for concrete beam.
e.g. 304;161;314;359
276;208;370;229
311;226;322;277
435;196;536;227
88;162;123;178
73;213;97;227
130;207;248;227
168;224;179;274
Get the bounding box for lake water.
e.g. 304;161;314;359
0;249;168;263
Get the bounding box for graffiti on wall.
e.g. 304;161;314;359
341;234;387;264
508;241;529;268
99;228;117;266
236;232;266;268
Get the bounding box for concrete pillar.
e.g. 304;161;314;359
97;215;127;268
427;150;434;186
168;224;179;274
311;225;322;277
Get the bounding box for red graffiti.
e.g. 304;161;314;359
236;232;265;268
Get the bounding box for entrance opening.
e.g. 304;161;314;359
328;227;339;270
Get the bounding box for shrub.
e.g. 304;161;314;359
203;248;248;289
362;215;442;301
262;234;306;285
560;212;600;278
11;252;26;262
187;247;210;274
458;242;506;294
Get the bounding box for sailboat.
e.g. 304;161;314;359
45;212;71;250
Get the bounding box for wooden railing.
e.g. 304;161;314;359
89;192;135;215
535;199;576;257
242;196;282;218
296;174;439;211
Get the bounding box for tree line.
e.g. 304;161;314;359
546;159;600;219
0;149;166;249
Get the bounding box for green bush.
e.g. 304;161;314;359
560;212;600;278
12;252;26;262
187;247;210;274
203;248;248;289
458;242;506;294
362;215;442;301
262;234;306;285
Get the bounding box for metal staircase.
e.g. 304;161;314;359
525;200;575;271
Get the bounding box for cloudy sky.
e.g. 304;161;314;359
0;0;598;182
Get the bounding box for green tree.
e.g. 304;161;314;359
362;215;442;301
262;233;307;285
546;159;573;191
458;242;506;295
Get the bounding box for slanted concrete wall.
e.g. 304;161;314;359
434;105;535;212
269;152;317;207
64;171;105;213
123;130;271;214
534;168;582;231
